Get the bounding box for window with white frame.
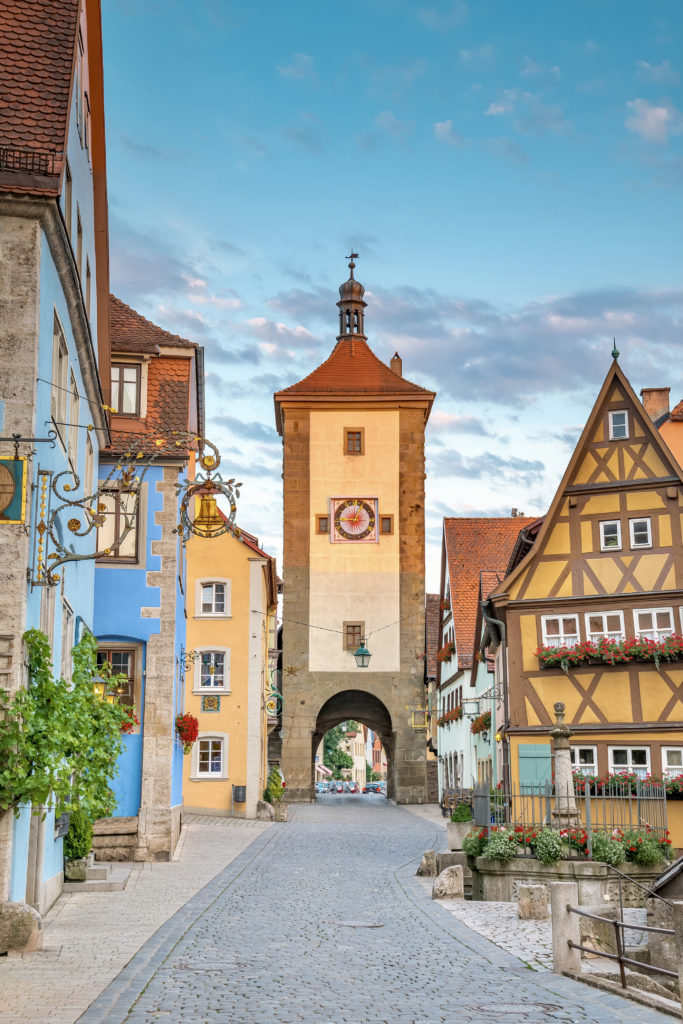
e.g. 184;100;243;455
609;746;649;778
191;734;229;780
629;518;652;549
51;318;68;437
570;746;598;774
196;578;230;617
194;649;230;692
585;610;624;642
599;520;621;550
608;410;629;440
541;614;579;647
633;607;674;642
68;371;79;470
662;748;683;778
61;600;74;682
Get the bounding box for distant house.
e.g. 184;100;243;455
0;0;111;917
182;510;278;819
487;359;683;803
436;517;536;798
93;297;202;861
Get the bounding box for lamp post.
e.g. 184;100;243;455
353;638;371;668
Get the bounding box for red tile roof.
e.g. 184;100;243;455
425;593;440;679
275;337;434;399
443;517;537;669
671;399;683;422
0;0;78;194
110;296;197;354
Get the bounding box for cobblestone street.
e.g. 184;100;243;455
0;800;673;1024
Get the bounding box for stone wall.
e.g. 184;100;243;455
135;465;181;860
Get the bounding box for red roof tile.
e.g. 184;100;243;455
671;399;683;422
275;336;434;399
0;0;78;193
110;295;197;354
443;517;537;669
425;593;440;679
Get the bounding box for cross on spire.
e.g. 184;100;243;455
346;251;359;277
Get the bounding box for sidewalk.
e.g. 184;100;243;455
0;815;270;1024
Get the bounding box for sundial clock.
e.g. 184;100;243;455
331;497;378;543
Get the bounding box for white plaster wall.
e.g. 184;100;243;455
308;571;399;673
246;559;265;817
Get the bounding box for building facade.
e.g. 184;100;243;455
182;512;277;819
488;359;683;795
93;297;202;861
273;259;435;803
0;0;110;918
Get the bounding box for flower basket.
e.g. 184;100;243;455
470;711;491;735
436;640;455;663
535;634;683;673
175;712;199;755
436;705;463;727
120;707;140;734
440;600;450;613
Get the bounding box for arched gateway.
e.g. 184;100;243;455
273;258;436;804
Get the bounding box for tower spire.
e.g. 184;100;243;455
337;253;367;340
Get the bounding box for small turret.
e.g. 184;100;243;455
337;253;367;339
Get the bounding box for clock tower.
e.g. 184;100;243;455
273;258;435;803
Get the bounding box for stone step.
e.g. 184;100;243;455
62;863;132;893
85;863;110;880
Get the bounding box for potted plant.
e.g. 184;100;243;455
447;802;473;851
175;712;199;754
63;807;93;881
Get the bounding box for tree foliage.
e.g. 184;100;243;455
0;629;128;818
323;721;358;779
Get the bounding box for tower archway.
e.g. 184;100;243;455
312;690;395;799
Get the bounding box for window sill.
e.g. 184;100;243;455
192;687;231;696
189;773;228;782
193;613;231;620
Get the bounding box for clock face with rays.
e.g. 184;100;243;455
331;498;378;542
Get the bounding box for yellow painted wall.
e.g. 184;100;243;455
183;527;272;815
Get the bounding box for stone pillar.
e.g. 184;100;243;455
549;701;579;829
550;881;581;977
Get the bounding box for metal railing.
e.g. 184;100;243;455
474;779;667;857
566;904;675;990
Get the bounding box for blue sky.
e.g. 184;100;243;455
102;0;683;587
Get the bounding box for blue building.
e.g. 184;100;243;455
0;0;111;923
93;297;203;861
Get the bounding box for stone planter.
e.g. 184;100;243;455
273;802;288;822
64;857;88;882
470;856;662;907
447;821;471;851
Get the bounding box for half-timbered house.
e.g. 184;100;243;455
487;357;683;804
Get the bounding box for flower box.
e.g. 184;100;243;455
535;634;683;673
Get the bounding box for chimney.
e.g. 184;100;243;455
640;387;670;423
511;508;518;518
390;352;402;377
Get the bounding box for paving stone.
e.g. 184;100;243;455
0;801;671;1024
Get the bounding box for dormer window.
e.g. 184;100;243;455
111;363;141;416
608;410;628;440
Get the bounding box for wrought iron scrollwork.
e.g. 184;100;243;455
173;432;242;540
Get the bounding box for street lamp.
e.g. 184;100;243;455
353;638;371;668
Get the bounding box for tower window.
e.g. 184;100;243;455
380;515;393;535
353;311;359;332
344;428;364;455
343;621;364;651
608;410;628;440
316;515;329;534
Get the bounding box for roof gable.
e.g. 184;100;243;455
494;359;683;603
443;517;537;669
0;0;79;194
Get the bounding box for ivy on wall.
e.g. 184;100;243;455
0;629;129;819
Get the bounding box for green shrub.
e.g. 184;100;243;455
621;829;666;866
483;828;518;864
450;802;472;823
591;831;625;866
264;766;284;804
462;827;488;858
64;807;93;861
532;828;563;865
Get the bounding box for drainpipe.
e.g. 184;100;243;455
481;602;509;792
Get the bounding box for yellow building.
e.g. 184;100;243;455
488;357;683;806
182;509;278;819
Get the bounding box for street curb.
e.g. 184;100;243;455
75;825;281;1024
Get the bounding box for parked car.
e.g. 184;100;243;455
363;782;381;794
348;782;359;793
336;782;344;793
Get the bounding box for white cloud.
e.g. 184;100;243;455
625;98;683;143
375;110;413;144
434;119;464;145
521;56;560;79
484;89;519;116
635;60;679;86
459;44;494;65
277;53;316;80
